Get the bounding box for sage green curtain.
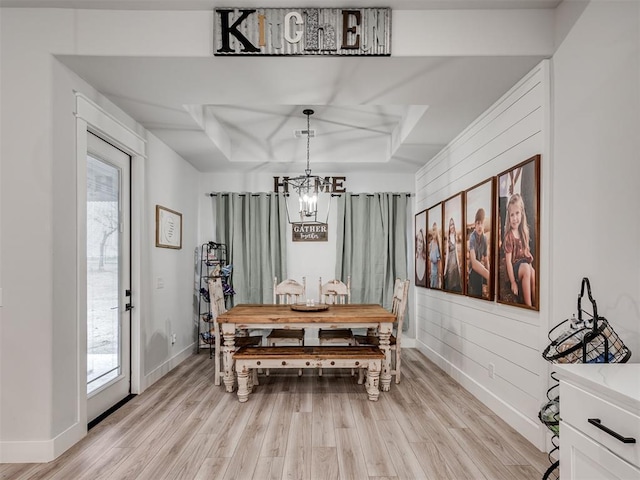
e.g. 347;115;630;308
335;193;410;321
212;192;287;304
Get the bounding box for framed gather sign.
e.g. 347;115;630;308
156;205;182;249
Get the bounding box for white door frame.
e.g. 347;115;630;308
76;93;146;429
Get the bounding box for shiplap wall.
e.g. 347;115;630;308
414;61;551;449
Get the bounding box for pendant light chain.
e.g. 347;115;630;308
304;109;312;177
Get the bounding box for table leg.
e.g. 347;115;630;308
365;361;381;401
214;320;221;386
378;323;392;391
221;324;236;392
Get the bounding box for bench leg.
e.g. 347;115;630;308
365;362;381;401
237;366;250;402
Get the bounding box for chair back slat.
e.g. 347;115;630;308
319;276;351;304
208;277;227;317
273;277;306;304
391;278;410;333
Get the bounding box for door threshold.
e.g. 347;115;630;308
88;394;136;430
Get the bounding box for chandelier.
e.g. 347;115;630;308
284;109;332;224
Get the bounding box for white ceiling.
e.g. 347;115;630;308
8;0;562;175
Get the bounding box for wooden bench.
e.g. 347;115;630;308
233;345;385;402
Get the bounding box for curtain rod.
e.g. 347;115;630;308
208;192;411;197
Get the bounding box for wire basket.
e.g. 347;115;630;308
542;278;631;364
538;396;560;435
200;331;215;344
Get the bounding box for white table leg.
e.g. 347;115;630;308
378;323;392;391
365;361;381;401
221;323;236;392
214;319;221;386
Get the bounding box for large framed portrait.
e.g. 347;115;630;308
426;203;443;290
442;193;465;294
496;154;540;310
465;178;496;301
414;209;428;287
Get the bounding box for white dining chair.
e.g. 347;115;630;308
355;278;410;384
266;277;306;375
266;277;307;346
208;277;261;386
317;276;354;345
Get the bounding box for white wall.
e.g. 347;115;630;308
144;134;200;384
551;1;640;360
414;0;640;451
414;62;551;449
0;9;200;462
547;5;640;459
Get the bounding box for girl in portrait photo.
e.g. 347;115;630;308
443;217;463;293
428;222;441;288
504;193;535;307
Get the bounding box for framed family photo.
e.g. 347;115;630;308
426;203;443;290
496;155;540;310
414;209;428;287
465;178;495;301
442;193;465;295
156;205;183;249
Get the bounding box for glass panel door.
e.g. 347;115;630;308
86;132;131;422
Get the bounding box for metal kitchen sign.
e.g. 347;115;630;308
214;8;391;56
292;222;328;242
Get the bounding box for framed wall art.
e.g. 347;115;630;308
156;205;183;249
465;178;496;301
496;154;540;310
414;209;428;287
426;203;443;290
442;193;465;294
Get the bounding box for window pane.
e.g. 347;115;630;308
87;155;121;394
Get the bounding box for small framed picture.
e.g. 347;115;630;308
156;205;182;249
496;155;540;310
414;209;427;287
465;178;496;301
426;203;443;290
442;193;465;294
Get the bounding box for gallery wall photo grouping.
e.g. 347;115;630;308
414;154;540;311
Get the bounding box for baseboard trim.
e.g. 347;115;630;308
0;419;86;463
402;337;416;348
142;343;194;390
415;341;546;451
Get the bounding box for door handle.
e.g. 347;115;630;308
125;303;134;311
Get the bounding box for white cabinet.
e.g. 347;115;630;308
561;421;639;479
556;364;640;480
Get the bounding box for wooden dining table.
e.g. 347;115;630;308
217;303;396;393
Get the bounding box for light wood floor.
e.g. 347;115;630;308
1;349;549;480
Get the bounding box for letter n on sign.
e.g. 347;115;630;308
292;223;328;242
